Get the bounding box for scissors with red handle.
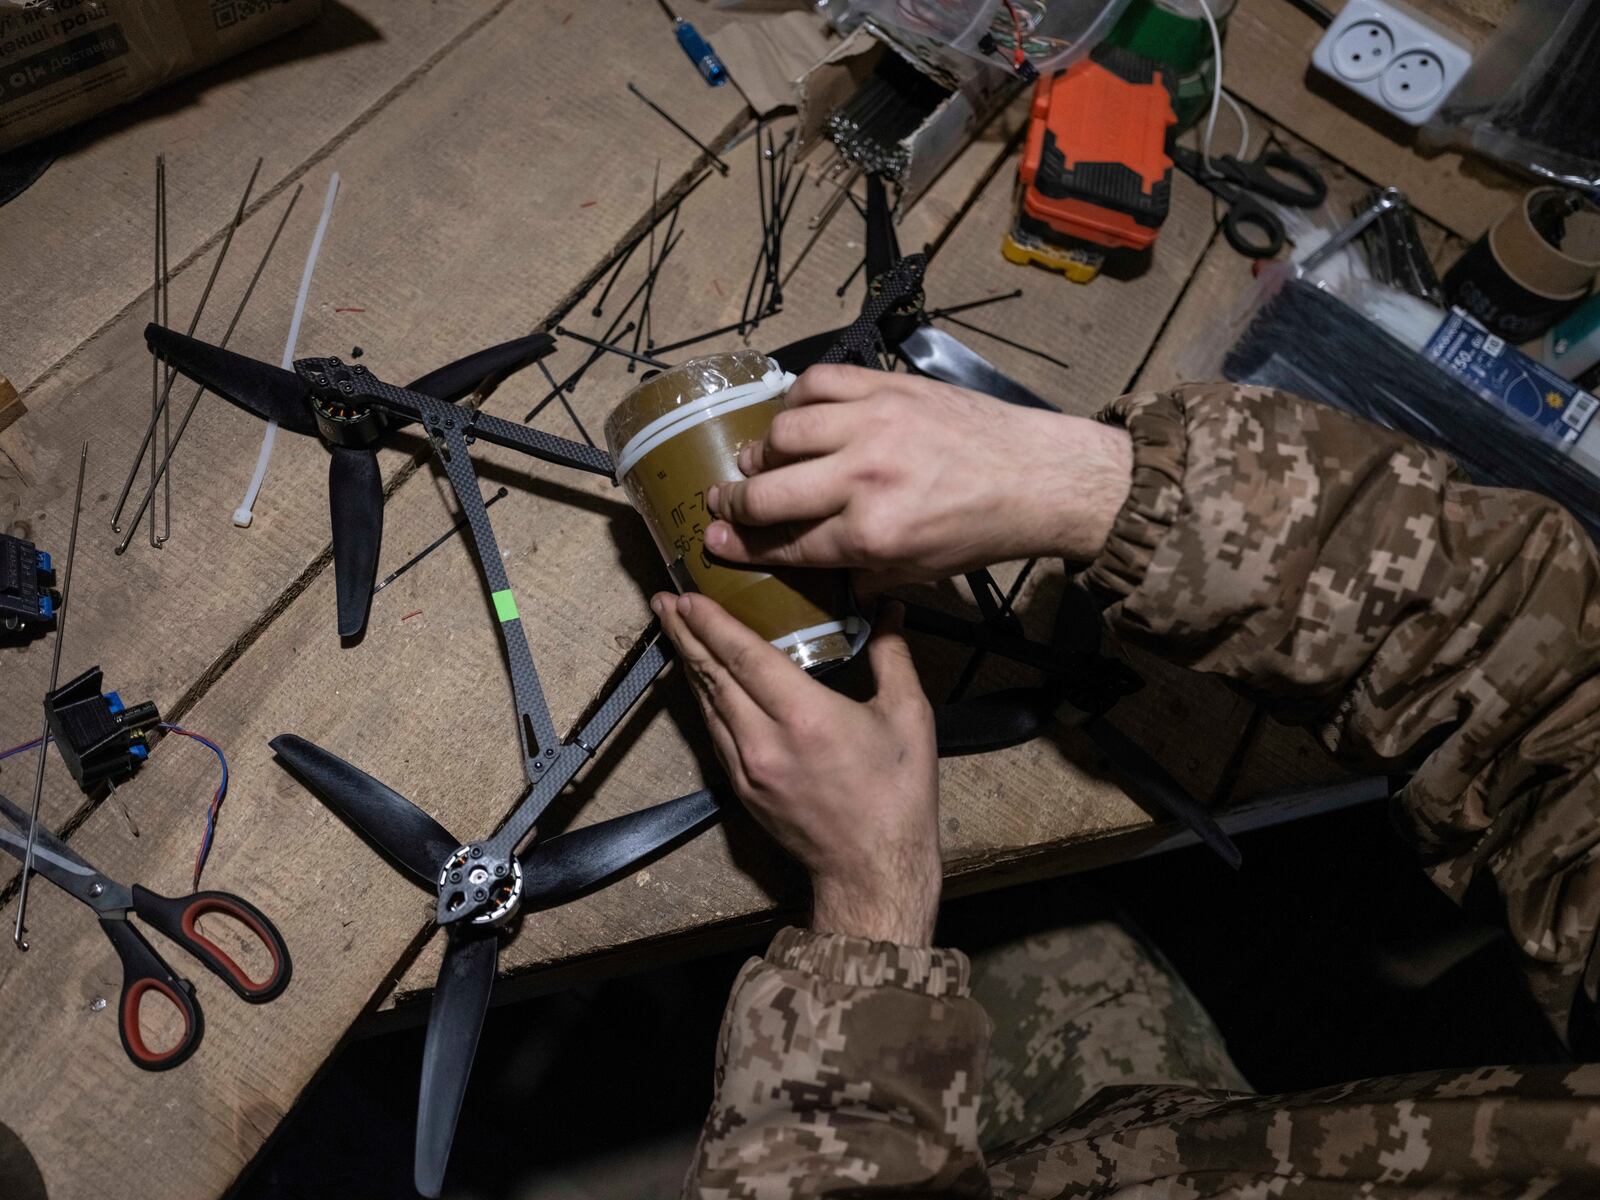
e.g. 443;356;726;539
0;792;290;1070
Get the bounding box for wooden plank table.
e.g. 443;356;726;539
0;1;1506;1194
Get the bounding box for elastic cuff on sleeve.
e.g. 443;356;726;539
766;927;971;998
1082;388;1191;607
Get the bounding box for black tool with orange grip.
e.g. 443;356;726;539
0;792;289;1070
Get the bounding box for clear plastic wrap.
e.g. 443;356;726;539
1424;0;1600;192
605;352;865;672
831;0;1135;75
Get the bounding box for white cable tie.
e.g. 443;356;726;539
234;171;340;527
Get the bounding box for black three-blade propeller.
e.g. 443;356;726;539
145;324;556;640
771;174;1055;411
269;733;718;1198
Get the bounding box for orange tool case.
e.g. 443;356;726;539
1015;47;1177;253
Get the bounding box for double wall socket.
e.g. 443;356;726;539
1311;0;1473;127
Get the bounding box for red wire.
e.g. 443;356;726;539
1003;0;1026;69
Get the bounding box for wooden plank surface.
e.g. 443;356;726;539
1227;0;1522;242
0;0;746;886
0;4;1494;1194
0;0;511;397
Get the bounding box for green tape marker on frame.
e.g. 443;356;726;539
492;589;519;623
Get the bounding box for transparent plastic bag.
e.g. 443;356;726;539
1424;0;1600;192
832;0;1134;75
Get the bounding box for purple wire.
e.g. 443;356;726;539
160;723;228;889
0;736;46;761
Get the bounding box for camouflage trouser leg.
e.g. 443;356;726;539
971;914;1252;1153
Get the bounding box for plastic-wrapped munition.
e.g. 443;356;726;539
606;352;866;672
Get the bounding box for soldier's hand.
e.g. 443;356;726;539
703;365;1132;591
653;591;941;946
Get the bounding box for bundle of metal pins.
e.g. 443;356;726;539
112;156;270;548
824;72;935;181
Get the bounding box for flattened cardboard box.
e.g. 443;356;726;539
0;0;321;153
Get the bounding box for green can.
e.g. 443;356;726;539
1105;0;1236;132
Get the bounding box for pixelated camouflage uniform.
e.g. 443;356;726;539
684;384;1600;1197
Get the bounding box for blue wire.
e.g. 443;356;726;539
0;735;47;761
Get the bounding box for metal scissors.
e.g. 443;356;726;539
1170;145;1328;259
0;792;291;1070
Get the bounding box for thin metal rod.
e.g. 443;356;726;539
373;487;509;595
534;357;595;447
627;82;730;175
555;326;670;370
762;132;792;313
809;166;862;229
836;254;866;297
112;157;263;535
935;313;1073;374
739;121;769;333
925;288;1023;321
525;229;684;421
591;167;713;320
115;185;303;556
159;155;172;545
526;322;635;423
592;236;641;319
754;128;781;319
784;168;870;288
14;444;89;951
649;318;762;356
149;155;163;549
630;160;662;373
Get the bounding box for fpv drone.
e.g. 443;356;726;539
145;170;1236;1197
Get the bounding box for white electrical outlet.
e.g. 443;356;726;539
1311;0;1473;127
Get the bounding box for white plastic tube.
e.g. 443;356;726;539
233;171;341;527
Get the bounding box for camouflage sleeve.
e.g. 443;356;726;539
683;926;992;1199
990;1063;1600;1196
1082;382;1600;1039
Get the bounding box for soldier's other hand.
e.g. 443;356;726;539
702;365;1132;592
653;591;941;947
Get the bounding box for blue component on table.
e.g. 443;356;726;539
45;668;163;793
673;18;728;86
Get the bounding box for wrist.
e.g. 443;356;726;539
809;858;940;947
1009;411;1133;563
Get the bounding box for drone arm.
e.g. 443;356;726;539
456;407;614;479
329;366;614;479
307;362;571;784
864;174;900;282
483;630;672;862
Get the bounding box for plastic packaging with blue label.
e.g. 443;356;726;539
1423;308;1600;447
